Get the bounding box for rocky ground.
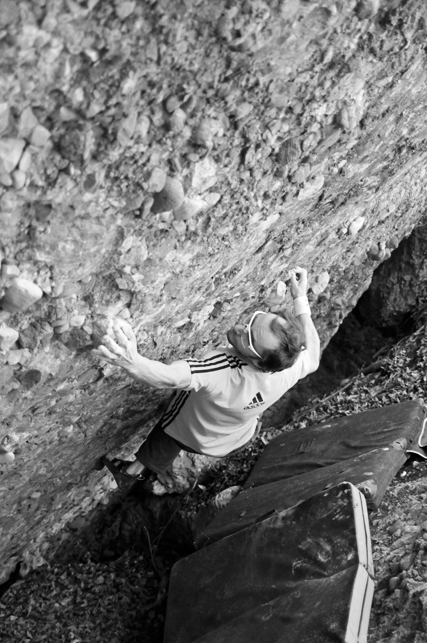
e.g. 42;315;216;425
1;314;427;641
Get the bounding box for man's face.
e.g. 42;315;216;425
227;311;282;362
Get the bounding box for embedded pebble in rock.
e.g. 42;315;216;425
165;95;180;113
137;114;151;139
204;192;221;207
59;106;78;122
0;278;43;313
1;262;20;279
18;148;32;173
172;220;186;235
0;0;19;28
0;138;25;174
0;174;12;187
170;108;186;133
367;243;380;260
0;450;15;464
151;176;185;213
338;103;360;132
12;169;26;190
69;315;86;328
173;196;207;221
292;164;311;184
117;112;137;147
17;369;42;390
181;93;197;114
0;103;10;135
234;102;253;121
0;324;19;351
141;195;154;217
193;119;213;148
348;216;366;236
311;271;330;296
18;107;38;139
298;175;325;200
114;0;135;20
52;320;70;334
216;14;234;41
356;0;380;20
30;125;51;148
277;138;301;167
18;325;39;350
191;157;218;192
147;167;167;193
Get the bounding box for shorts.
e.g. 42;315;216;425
135;418;262;475
135;420;200;475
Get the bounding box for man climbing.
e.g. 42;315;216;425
94;266;320;488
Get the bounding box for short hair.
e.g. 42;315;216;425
257;310;304;373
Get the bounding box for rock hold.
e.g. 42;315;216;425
18;107;38;140
170;108;187;133
30;125;51;148
277;138;301;167
193;120;213;148
0;324;19;352
151;176;185;214
0;450;15;464
355;0;380;20
147;167;167;193
173;196;207;221
311;271;330;296
0;138;26;174
348;216;366;235
0;103;10;136
0;278;43;313
12;169;26;190
165;95;181;113
0;0;20;28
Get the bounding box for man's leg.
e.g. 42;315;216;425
132;419;183;476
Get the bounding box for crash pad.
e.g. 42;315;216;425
164;483;373;643
195;445;405;548
188;567;373;643
245;400;426;489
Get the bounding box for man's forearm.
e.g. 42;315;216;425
297;314;320;372
123;354;190;389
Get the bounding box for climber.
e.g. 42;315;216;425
93;266;320;488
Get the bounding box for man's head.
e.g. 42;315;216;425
227;310;304;372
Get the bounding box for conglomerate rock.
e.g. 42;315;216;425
1;0;427;582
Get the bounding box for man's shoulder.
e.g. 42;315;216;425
186;348;247;375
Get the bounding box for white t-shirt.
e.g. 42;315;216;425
163;348;311;457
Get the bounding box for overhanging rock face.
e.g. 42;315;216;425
1;0;427;579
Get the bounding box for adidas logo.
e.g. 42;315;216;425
244;392;265;410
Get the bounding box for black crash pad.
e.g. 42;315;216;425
195;445;405;548
164;483;373;643
245;400;426;489
184;568;373;643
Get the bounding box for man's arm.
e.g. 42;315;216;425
289;267;320;375
93;319;191;389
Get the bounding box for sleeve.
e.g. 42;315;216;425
279;350;312;391
183;352;232;393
